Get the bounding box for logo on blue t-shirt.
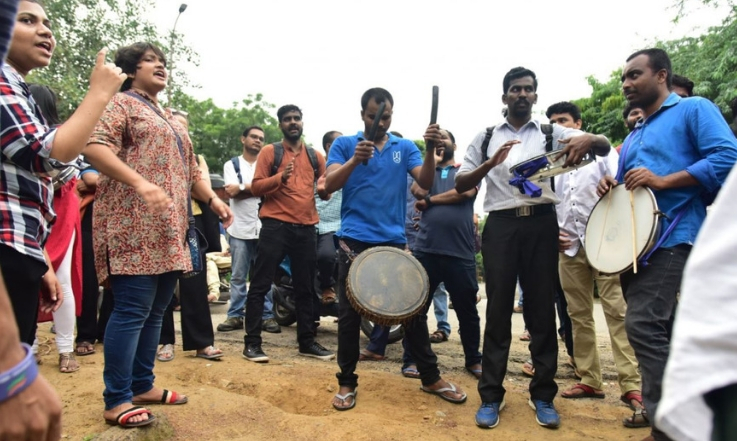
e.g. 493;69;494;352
393;151;401;164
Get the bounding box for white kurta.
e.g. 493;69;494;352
657;165;737;441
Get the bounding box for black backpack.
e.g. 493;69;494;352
230;141;319;183
480;124;555;192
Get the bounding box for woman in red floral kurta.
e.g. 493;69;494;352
83;42;232;428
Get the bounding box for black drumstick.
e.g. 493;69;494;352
363;100;386;166
428;86;439;150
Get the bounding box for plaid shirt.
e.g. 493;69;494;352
1;63;59;264
316;189;341;234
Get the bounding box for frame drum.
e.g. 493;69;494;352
509;149;595;182
584;185;661;275
346;246;429;326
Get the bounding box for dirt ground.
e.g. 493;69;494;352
36;305;650;441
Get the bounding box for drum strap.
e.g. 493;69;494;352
337;239;359;261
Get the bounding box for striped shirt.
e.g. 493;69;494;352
458;119;582;212
0;63;60;264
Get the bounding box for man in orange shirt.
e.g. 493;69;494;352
242;105;335;363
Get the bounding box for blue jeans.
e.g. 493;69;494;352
227;237;274;320
103;272;179;409
432;282;451;336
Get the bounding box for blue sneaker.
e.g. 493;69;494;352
528;399;560;428
475;401;505;428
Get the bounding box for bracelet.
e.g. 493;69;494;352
0;343;38;403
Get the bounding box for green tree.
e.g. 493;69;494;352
28;0;197;119
573;70;629;146
180;94;282;173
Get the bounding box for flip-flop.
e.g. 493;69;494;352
402;366;420;379
466;365;482;380
561;383;606;399
105;406;156;428
132;389;188;406
420;382;467;404
521;360;535;377
332;389;357;411
195;346;224;360
74;341;96;356
157;344;174;362
620;390;644;410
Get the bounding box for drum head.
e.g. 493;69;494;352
346;246;429;326
584;186;660;275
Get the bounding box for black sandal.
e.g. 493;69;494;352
429;330;448;343
623;407;650;428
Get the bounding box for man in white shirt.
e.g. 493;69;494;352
547;102;643;421
217;126;279;333
456;67;612;430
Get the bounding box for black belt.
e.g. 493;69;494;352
263;218;315;228
490;204;554;218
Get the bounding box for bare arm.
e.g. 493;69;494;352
49;49;127;162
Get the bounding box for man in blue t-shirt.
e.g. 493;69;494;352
598;48;737;441
408;128;482;379
324;87;467;411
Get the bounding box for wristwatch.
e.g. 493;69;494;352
424;194;432;206
239;183;245;191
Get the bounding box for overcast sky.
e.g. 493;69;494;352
150;0;727;212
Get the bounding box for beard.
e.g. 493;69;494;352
441;146;454;162
281;128;302;142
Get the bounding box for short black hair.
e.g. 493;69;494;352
276;105;302;122
242;125;264;138
622;103;640;121
115;42;167;92
361;88;394;111
545;101;581;121
626;48;672;89
28;84;60;126
322;131;341;149
730;96;737;120
672;74;695;96
502;67;537;94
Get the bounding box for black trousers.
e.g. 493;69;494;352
478;209;559;403
0;245;47;345
76;204;103;344
705;383;737;441
335;238;440;388
160;205;218;350
316;232;337;290
245;219;316;349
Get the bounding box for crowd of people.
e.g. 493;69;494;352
3;1;737;440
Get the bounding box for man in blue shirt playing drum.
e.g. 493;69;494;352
324;87;467;411
597;48;737;441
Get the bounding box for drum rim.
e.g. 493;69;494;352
508;149;595;182
584;185;661;275
346;246;429;325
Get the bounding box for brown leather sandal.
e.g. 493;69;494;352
59;352;80;373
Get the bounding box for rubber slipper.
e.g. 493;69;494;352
157;344;174;362
420;382;467;404
75;341;96;356
195;346;223;360
332;389;357;411
561;383;606;399
402;366;420;379
359;349;386;361
132;389;188;405
105;406;156;428
621;390;644;411
466;364;482;380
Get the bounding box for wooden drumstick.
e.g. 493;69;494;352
596;189;614;261
629;189;638;274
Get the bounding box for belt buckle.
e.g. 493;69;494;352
516;206;532;217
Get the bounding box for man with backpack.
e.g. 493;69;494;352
455;67;612;430
218;126;280;333
242;105;334;363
